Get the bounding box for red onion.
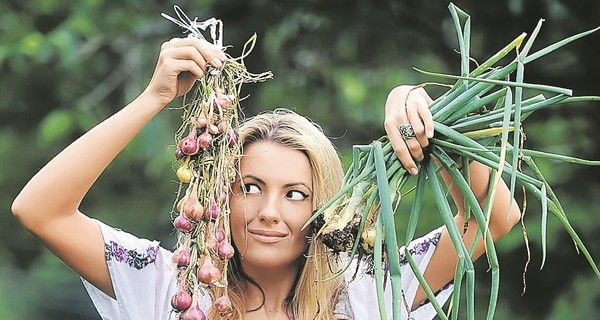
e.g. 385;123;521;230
214;294;233;317
175;148;185;160
172;248;191;267
179;128;200;155
197;256;222;284
205;234;218;253
171;290;192;311
215;227;225;243
203;202;219;221
214;93;232;110
218;191;228;204
174;215;194;233
183;196;204;221
226;128;237;147
181;301;206;320
218;240;234;260
197;131;213;150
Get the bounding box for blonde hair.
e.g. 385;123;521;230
210;108;345;319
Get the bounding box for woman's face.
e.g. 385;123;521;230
229;141;313;271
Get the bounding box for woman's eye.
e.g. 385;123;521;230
242;184;260;194
286;190;308;201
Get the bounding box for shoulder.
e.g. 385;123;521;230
83;220;183;319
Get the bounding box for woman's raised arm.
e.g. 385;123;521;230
11;37;225;298
383;86;520;309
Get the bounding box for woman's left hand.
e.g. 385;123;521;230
384;85;434;175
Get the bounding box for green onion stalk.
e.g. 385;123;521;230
304;3;600;320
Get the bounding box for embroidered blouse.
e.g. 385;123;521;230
82;220;452;319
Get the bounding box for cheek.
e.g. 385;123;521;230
228;194;247;243
288;204;314;236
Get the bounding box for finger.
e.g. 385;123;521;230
175;59;205;80
210;45;228;62
156;51;205;82
163;46;210;71
385;119;419;175
162;37;225;68
403;129;425;163
160;38;178;51
180;37;226;68
397;92;423;162
405;93;428;149
418;99;435;139
413;87;435;138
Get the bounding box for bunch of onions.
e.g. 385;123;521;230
307;3;600;320
163;6;272;319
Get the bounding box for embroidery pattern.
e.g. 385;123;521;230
399;230;442;266
105;241;159;270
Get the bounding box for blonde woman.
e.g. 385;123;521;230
12;37;519;319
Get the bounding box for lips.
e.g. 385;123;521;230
247;229;287;243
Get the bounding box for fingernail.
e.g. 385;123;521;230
212;58;223;67
427;130;434;138
411;168;418;175
218;52;227;61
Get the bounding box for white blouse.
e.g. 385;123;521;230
82;220;452;319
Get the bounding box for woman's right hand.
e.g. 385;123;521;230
12;37;227;299
143;37;227;106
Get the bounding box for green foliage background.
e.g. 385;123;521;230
1;0;599;319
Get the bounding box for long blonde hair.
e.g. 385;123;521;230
210;108;345;319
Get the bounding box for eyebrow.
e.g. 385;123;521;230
242;174;313;192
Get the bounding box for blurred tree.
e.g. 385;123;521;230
1;0;598;319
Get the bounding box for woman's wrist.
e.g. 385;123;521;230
135;89;171;115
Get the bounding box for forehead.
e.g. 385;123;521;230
240;141;312;185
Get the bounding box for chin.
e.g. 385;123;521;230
241;250;299;268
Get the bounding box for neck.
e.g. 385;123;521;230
241;260;302;315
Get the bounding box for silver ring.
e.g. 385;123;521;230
399;123;416;140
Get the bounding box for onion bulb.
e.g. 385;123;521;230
181;301;206;320
203;201;219;221
179;128;200;155
218;240;234;260
197;131;213;150
214;294;233;317
226;128;237;147
171;290;192;311
195;114;208;128
182;192;204;221
176;165;193;183
172;248;191;267
197;255;222;284
174;215;194;233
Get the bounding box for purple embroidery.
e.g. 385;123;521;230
364;229;443;276
105;240;159;270
398;230;441;266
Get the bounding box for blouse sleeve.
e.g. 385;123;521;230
344;226;453;320
81;219;179;320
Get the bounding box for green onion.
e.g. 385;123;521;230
310;2;600;319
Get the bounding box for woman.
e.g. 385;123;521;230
11;37;520;319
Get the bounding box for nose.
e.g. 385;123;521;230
257;194;281;224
